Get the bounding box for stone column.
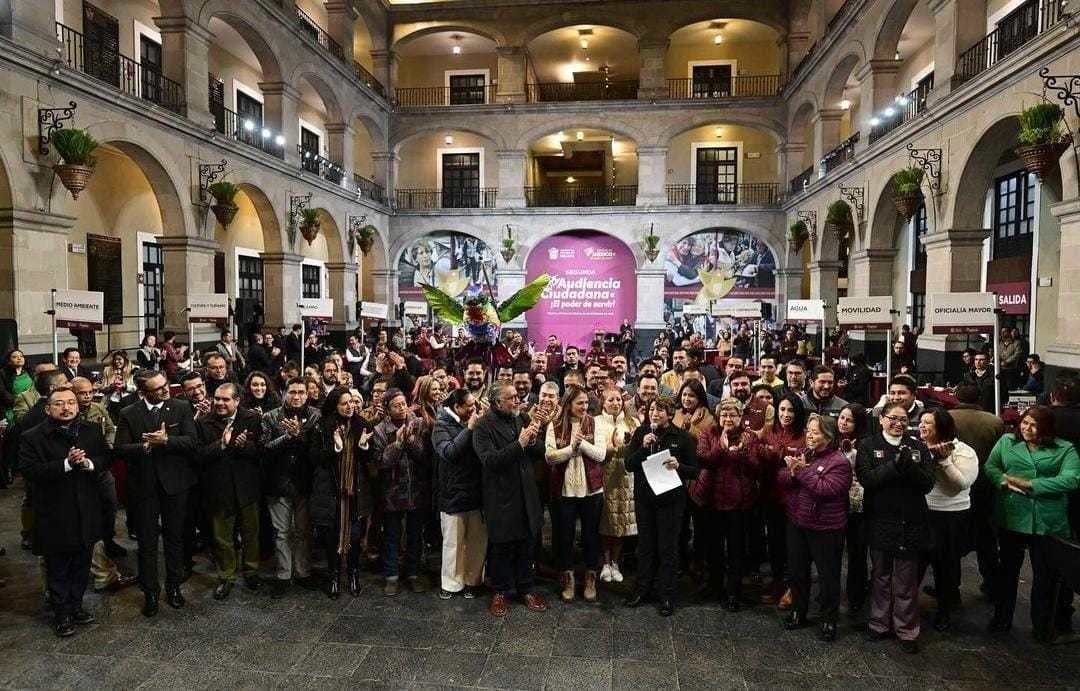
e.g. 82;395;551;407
927;0;988;105
635;268;666;330
159;236;219;336
920;227;990;374
777;142;807;193
371;49;399;96
497;269;528;328
372;151;398;201
495;150;527;208
326;261;358;328
812;109;844;178
0;208;74;355
636;146;668;207
370;268;399;325
776;263;805;322
855;59;900;149
324;0;357;62
848;248;897;297
636;38;669;101
325;122;354;186
4;0;58;57
155;16;214;127
786;31;811;78
808;260;841;327
1046;199;1080;370
495;47;527;104
259;81;302;165
261;252;304;329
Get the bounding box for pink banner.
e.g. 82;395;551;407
526;231;637;348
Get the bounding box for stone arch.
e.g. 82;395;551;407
0;143;12;209
392;122;505;153
658;114;787;148
866;175;908;251
664;11;787;39
789;98;818;131
517;14;646;46
232;181;283;254
351;110;387;149
197;7;284;83
513;121;645;151
392;24;507;51
312;208;345;264
823;52;863;110
874;0;920;61
291;68;345;123
950;115;1022;230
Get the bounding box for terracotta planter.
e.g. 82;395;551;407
500;247;516;263
644;246;660;262
210;200;238;228
300;220;320;245
893;191;924;221
358;235;374;255
54;164;94;200
1015;135;1073;181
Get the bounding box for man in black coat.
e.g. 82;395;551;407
196;382;263;600
962;352;998;414
20;388;111;637
472;381;548;617
115;371;198;617
59;347;92;382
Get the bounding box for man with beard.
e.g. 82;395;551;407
800;366;848;418
261;378;321;597
472;382;548;617
319;359;340;396
627;373;660;422
462;358;488;403
513;367;536;408
707;356;745;399
660;348;689;397
179;372;212;421
781;359;808;398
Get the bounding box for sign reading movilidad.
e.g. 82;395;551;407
53;289;104;330
837;296;893;330
928;292;996;334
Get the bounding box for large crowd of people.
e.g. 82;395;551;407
0;318;1077;656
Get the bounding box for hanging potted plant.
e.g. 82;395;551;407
788;220;809;251
299;207;320;245
643;230;661;262
1015;102;1072;181
824;199;853;236
356;224;377;255
51;128;98;200
891;166;924;220
207;181;240;228
500;236;516;263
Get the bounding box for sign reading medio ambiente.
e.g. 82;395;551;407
54;289;104;330
837;296;893;330
928;292;997;334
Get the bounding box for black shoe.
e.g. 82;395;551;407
104;540;128;558
20;537;32;551
182;564;194;583
244;575;262;592
933;612;952;632
269;579;288;599
54;616;75;638
142;593;159;618
166;587;185;609
863;628;893;642
348;570;362;597
899;638;920;654
295;575;319;591
658;599;675;617
439;588;455;600
71;609;95;626
723;596;742;613
327;579;340;599
463;586;478;599
623;592;652;608
213;581;233;601
818;622;837;642
784;611;809;630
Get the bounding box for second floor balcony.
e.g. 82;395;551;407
524;185;638;207
395;188;498;210
820;132;860;175
666;183;782;206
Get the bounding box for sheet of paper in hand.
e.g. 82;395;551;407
643;449;682;495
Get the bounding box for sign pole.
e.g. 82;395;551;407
184;307;194;367
819;302;826;361
50;288;58;364
885;328;892;394
992;311;1002;414
298;304;306;374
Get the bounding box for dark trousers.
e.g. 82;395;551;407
787;523;845;623
706;508;748;598
745;507;767;572
131;487;189;593
556;494;603;570
764;504;788;581
383;509;424;580
869;551;921;641
635;493;685;601
845;513;869;609
971;477;1000;592
316;515;365;581
211;502;260;582
534;483;559;566
98;471;119;543
45;547;93;619
996;530;1075;632
920;509;969;615
184;481;211;562
490;537;535;596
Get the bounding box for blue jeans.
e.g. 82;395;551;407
383;510;424;581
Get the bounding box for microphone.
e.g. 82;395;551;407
649;422;658;451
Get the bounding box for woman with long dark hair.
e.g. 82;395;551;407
837;402;870;615
309;387;375;598
546;385;606;602
754;392;808;605
985;405;1080;639
0;348;31;426
136;333;162;371
673;378;716;585
241;371;281;415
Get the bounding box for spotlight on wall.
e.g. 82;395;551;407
261;128;271;138
243;119;255;131
576;131;584;141
869;117;881;126
566;176;577;183
452;45;462;55
895;94;910;106
444;135;454;145
713;33;724;44
839;99;851;110
274;134;285;146
714;127;723;138
883;107;895;117
580;38;589;49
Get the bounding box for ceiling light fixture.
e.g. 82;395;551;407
840;99;850;110
452;45;462;55
714;33;724;44
894;50;901;60
895;94;910;105
580;38;589;49
714;127;723;138
576;131;584;140
261;128;271;138
566;176;576;183
444;135;454;145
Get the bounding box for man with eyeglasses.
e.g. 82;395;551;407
871;375;927;434
115;371;198;617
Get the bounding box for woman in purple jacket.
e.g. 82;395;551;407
778;414;852;641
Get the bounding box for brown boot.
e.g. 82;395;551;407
560;571;575;602
584;571;598;603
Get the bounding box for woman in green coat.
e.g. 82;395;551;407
985;405;1080;639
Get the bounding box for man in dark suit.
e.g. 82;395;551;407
20;387;112;637
60;347;91;382
115;370;198;617
196;382;264;600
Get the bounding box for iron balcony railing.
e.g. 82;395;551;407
789;166;815;195
394;188;498;210
298;146;344;185
354;174;386;204
353;61;385;98
296;7;344;63
665;75;783;99
394;85;498;107
955;0;1066;83
820;132;860;175
868;76;934;144
210;102;285;158
523;185;638;207
56;22;185;115
526;80;639;103
665;183;782;206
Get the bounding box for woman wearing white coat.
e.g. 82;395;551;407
594;387;639;584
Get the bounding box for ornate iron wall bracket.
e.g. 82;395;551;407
347;214;367;253
907;144;942;192
198;159;228;200
838;184;865;221
38;101;78;156
1040;67;1080;119
287;193;313;245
